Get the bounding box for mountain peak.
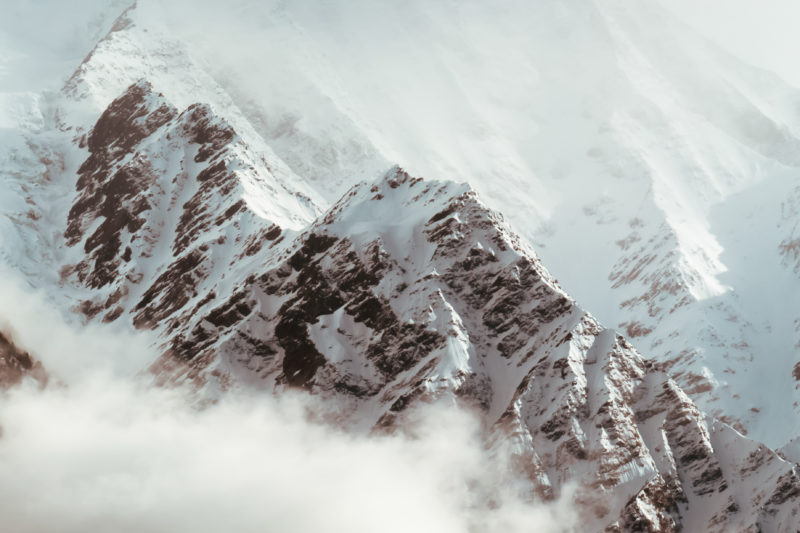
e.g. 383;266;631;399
60;81;318;323
82;79;175;157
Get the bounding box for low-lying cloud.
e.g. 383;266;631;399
0;272;576;533
0;382;577;533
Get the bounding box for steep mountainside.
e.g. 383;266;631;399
60;80;318;326
75;156;800;531
22;0;799;445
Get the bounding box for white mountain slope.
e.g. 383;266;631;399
60;80;318;324
0;4;324;321
57;0;798;445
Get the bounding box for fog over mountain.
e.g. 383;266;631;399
1;1;799;531
0;273;572;533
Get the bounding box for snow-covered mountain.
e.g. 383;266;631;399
15;0;796;445
159;165;800;532
4;76;800;530
1;1;800;531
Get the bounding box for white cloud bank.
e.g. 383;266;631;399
0;382;577;533
0;272;576;533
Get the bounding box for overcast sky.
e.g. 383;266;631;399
3;1;800;90
661;0;800;86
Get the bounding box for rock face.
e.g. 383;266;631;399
60;89;800;530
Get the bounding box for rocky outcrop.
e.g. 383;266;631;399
0;332;45;388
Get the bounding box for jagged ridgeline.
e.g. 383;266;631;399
48;0;800;447
42;79;800;532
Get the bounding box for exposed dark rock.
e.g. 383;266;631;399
0;332;46;388
134;248;209;329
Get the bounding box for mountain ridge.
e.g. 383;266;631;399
1;3;799;531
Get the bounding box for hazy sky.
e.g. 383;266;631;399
661;0;800;86
3;0;800;90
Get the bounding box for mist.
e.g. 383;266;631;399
0;273;575;532
659;0;800;86
0;0;130;92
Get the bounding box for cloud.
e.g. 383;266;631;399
0;382;577;533
0;270;576;533
0;267;158;382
